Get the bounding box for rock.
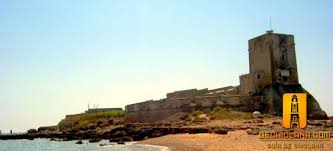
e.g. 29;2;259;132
272;121;280;124
308;111;328;120
325;122;333;128
198;114;210;121
216;101;225;106
120;136;133;142
308;120;325;126
253;119;264;123
117;140;125;145
253;111;263;118
214;129;228;135
109;138;120;142
76;140;83;144
132;130;148;141
89;138;101;143
37;126;58;132
247;128;260;135
253;111;261;116
189;128;209;134
27;129;37;134
151;131;163;138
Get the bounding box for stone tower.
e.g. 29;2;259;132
240;32;299;95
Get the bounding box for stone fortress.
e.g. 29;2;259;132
125;31;328;123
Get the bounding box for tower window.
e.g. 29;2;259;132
282;54;285;61
257;74;260;79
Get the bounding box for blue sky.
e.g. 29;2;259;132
0;0;332;132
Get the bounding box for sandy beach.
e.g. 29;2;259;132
139;130;333;151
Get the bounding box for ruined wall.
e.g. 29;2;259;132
166;89;208;98
125;92;263;123
85;108;123;114
239;74;253;95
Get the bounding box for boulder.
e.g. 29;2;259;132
253;111;261;116
253;111;263;118
75;140;83;144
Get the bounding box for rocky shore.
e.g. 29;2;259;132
0;122;227;143
1;116;332;148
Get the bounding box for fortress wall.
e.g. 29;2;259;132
126;108;182;123
85;108;123;114
65;113;84;118
125;95;263;123
166;89;198;98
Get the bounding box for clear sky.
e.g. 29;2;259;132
0;0;332;132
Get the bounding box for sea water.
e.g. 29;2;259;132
0;139;167;151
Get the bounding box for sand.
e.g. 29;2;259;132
139;130;333;151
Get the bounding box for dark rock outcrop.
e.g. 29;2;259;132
262;84;328;119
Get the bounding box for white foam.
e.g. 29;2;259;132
133;143;170;151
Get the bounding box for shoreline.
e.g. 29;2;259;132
0;139;170;151
138;130;333;151
132;143;170;151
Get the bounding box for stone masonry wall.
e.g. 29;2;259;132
125;88;263;123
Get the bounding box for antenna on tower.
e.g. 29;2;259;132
266;16;274;33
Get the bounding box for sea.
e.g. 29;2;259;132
0;139;168;151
